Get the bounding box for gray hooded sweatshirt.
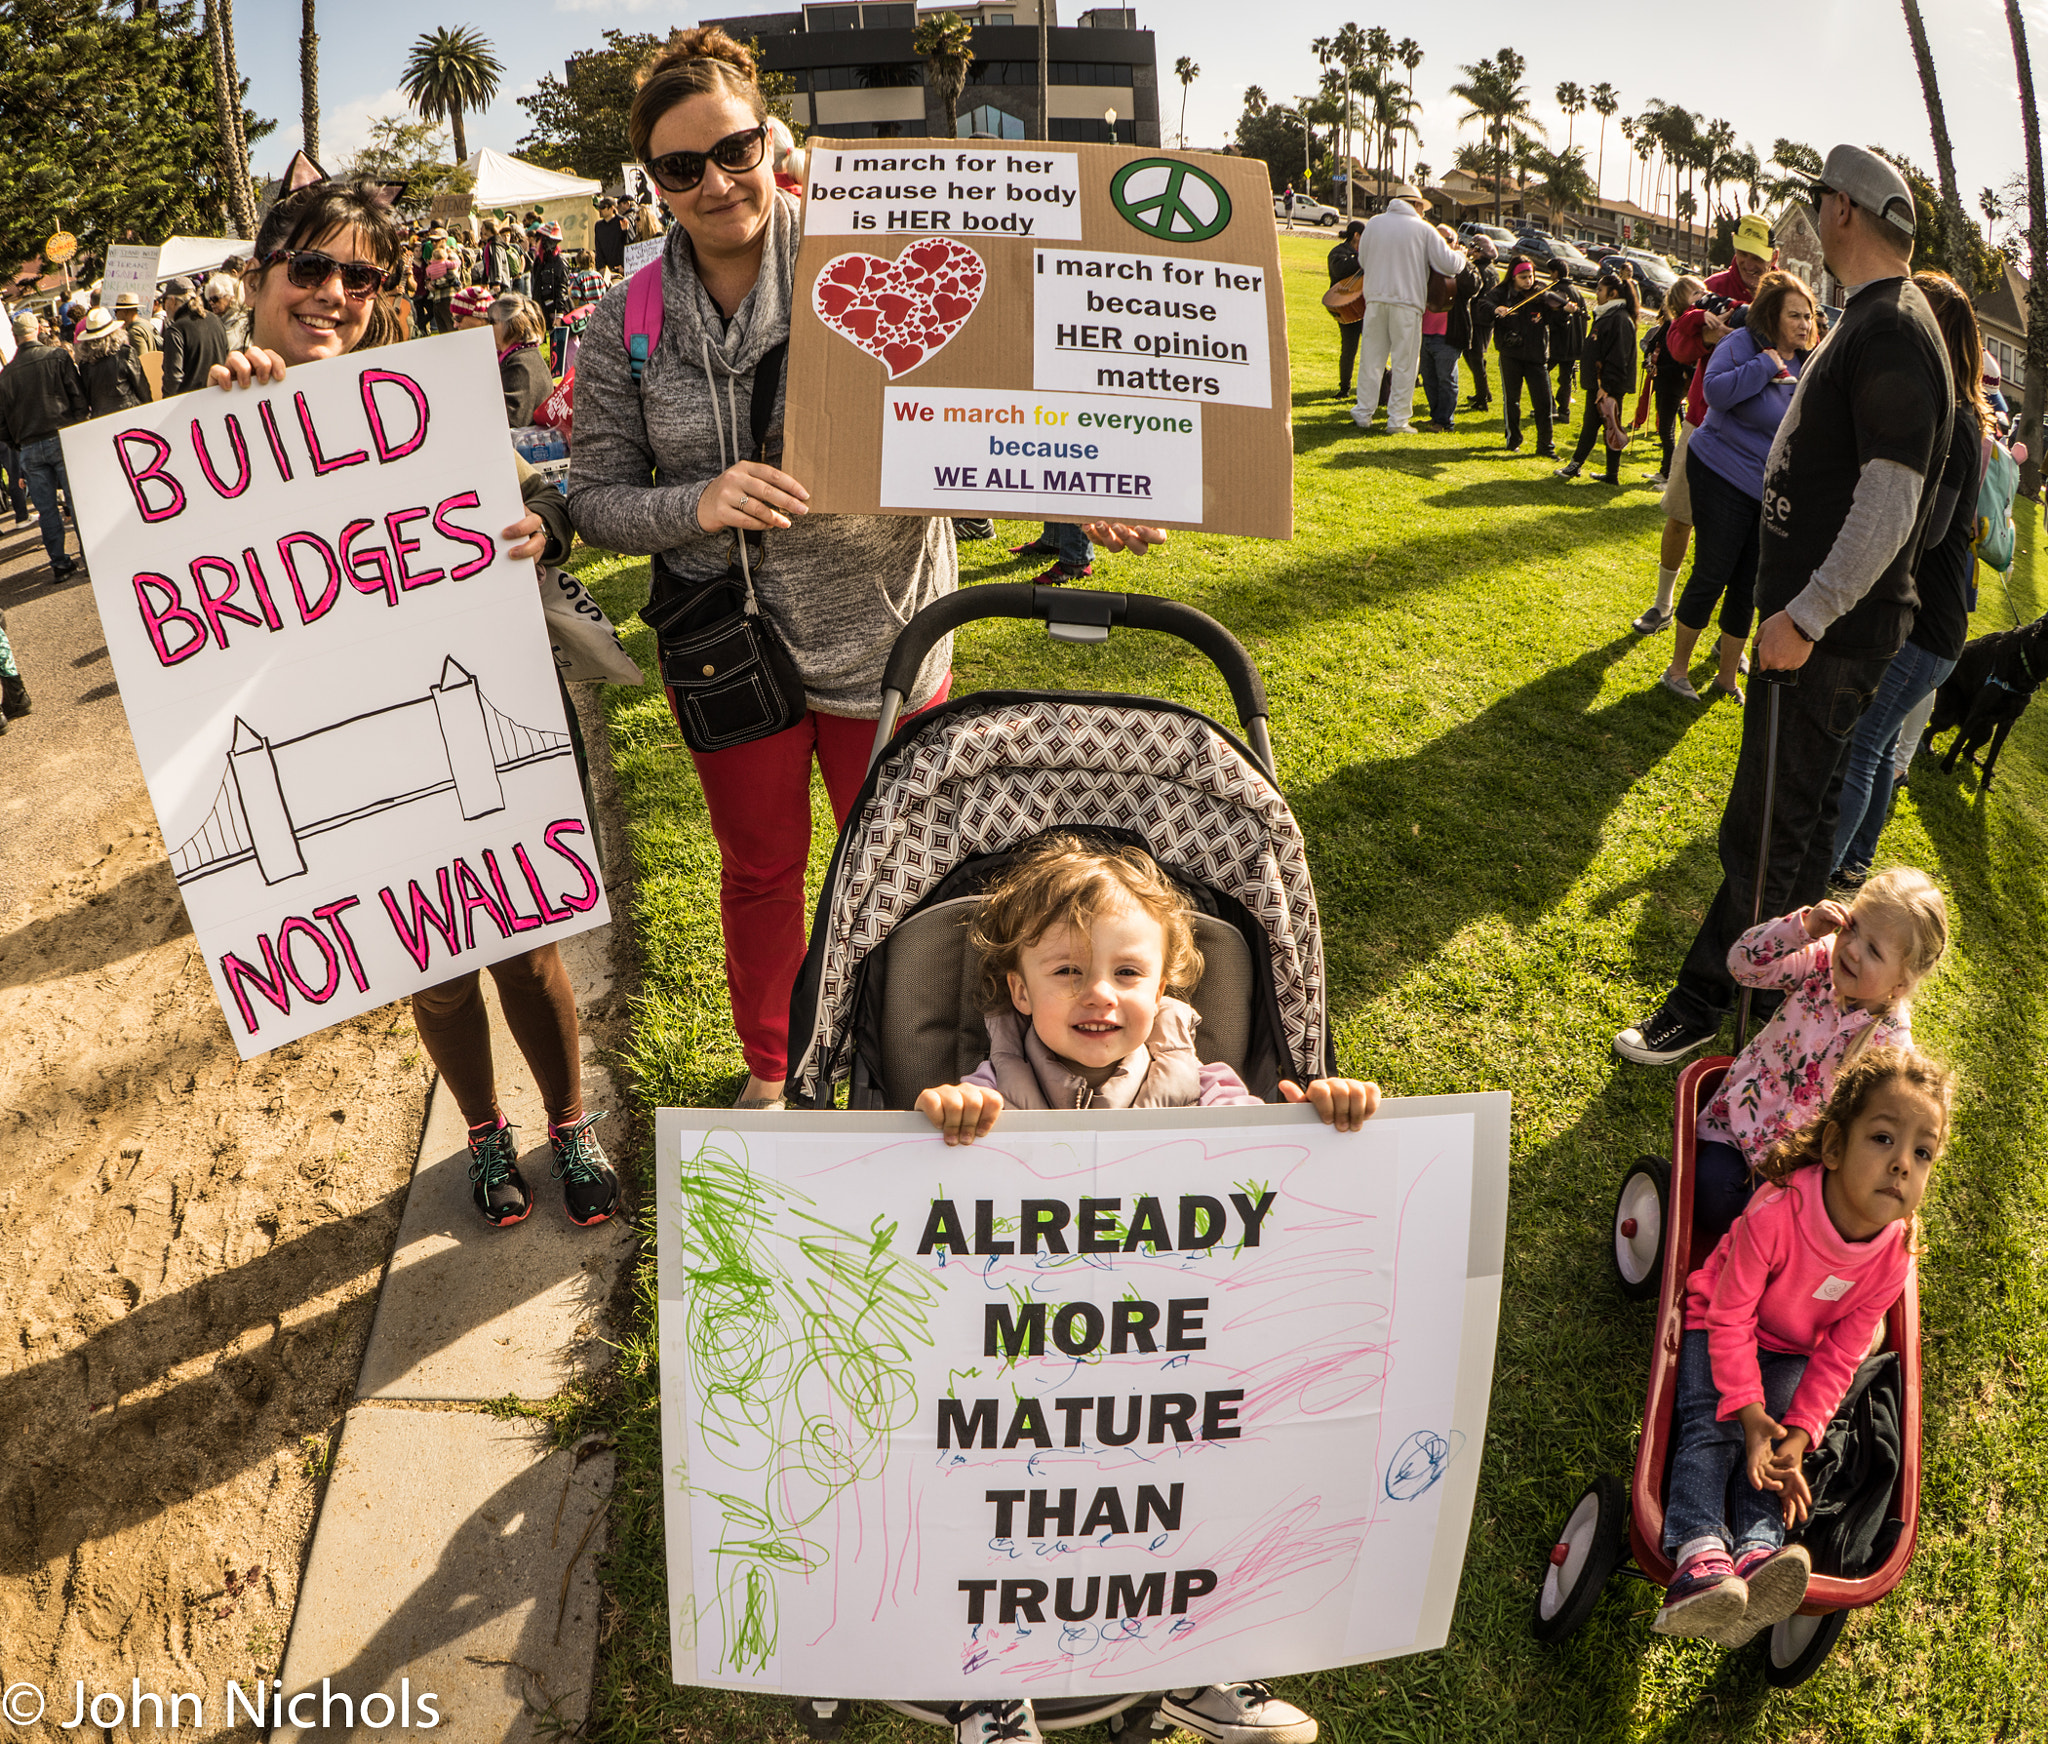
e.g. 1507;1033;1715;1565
566;191;954;716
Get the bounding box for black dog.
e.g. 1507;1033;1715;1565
1922;611;2048;790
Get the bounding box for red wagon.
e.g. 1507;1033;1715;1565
1530;1056;1923;1687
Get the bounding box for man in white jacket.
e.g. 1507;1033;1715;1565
1352;185;1467;433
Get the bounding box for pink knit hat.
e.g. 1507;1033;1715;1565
450;286;493;321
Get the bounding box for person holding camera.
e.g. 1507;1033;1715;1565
1481;253;1558;456
1553;262;1642;485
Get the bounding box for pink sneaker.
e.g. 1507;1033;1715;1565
1725;1544;1811;1645
1651;1548;1750;1645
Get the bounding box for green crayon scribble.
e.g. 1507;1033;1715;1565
675;1132;939;1674
1232;1176;1274;1259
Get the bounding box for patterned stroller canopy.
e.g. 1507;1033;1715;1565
786;691;1328;1105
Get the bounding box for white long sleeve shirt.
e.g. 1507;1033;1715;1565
1356;202;1468;311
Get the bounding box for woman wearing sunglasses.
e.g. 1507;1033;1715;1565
205;178;621;1233
569;29;1159;1115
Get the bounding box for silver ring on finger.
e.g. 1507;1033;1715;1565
736;492;751;511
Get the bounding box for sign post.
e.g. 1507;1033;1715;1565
784;142;1293;539
655;1095;1509;1699
60;330;609;1058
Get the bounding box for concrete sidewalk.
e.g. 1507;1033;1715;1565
277;922;632;1742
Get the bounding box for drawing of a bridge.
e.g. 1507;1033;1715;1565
170;656;573;888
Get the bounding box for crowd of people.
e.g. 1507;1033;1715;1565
0;74;2028;1726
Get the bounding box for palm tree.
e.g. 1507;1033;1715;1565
1333;22;1365;215
1173;56;1199;149
913;12;975;139
2006;0;2048;492
1525;144;1595;229
203;0;254;237
1243;85;1268;116
1590;82;1617;204
1766;138;1822;204
1365;26;1395;193
1618;114;1635;208
300;0;319;162
1555;81;1585;153
1450;55;1541;224
1901;0;1971;279
399;25;502;165
1396;38;1423;180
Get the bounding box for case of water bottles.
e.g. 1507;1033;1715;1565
513;426;571;492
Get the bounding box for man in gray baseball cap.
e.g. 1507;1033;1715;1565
1616;140;1953;1086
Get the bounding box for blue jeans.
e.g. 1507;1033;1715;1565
20;436;73;570
1421;333;1461;426
1042;522;1092;570
1663;1328;1808;1560
1694;1138;1755;1250
1831;638;1956;876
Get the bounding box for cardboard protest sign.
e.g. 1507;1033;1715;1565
656;1096;1508;1698
100;243;163;310
62;329;608;1059
785;144;1291;538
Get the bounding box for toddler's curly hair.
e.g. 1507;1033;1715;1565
971;834;1203;1014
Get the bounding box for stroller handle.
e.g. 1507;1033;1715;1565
872;584;1276;777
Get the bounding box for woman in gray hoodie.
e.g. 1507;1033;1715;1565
569;29;1158;1111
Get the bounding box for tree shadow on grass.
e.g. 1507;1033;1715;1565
1297;636;1698;1013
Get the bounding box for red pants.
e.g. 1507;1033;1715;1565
685;674;951;1079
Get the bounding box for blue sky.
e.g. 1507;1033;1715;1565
240;0;2042;239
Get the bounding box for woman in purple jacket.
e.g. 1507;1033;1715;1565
1656;271;1818;702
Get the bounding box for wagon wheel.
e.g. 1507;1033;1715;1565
1761;1610;1847;1688
1531;1473;1626;1643
1612;1156;1671;1302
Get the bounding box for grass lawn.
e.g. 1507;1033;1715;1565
553;230;2047;1741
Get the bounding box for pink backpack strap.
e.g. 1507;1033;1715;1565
623;257;664;384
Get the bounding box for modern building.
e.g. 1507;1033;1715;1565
704;2;1160;146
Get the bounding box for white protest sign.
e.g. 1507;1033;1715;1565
1032;248;1272;408
805;145;1084;240
878;386;1201;522
62;328;608;1059
100;244;164;311
623;237;664;280
0;310;14;365
656;1096;1508;1699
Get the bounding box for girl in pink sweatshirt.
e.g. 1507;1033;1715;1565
1654;1046;1953;1646
1692;866;1948;1244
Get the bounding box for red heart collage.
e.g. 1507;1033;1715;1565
812;239;987;379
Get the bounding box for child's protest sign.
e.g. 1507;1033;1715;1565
785;144;1292;538
655;1096;1509;1699
62;328;608;1060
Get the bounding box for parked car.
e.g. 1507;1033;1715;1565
1511;228;1599;285
1459;221;1519;253
1618;248;1679;299
1274;194;1342;227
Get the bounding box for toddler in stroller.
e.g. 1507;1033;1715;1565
1655;1048;1951;1644
913;833;1378;1743
1691;867;1948;1246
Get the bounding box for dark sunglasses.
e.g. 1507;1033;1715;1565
260;247;392;300
647;125;768;194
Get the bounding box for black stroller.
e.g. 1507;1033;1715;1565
780;581;1335;1736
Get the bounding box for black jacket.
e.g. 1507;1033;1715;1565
0;341;88;448
1578;299;1640;397
1443;264;1488;353
531;253;570;321
1483;280;1551;365
82;343;152;417
1326;236;1360;284
593;216;627;273
161;305;230;396
1463;263;1500;348
1544;278;1587;368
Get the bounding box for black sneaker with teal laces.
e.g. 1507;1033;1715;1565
550;1112;619;1226
1614;1002;1719;1066
1159;1682;1318;1743
946;1700;1043;1743
467;1120;532;1227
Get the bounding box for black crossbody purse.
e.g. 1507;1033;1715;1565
640;339;809;754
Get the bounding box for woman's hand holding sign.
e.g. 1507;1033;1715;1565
699;459;811;533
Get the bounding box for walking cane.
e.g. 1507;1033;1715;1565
1733;666;1796;1052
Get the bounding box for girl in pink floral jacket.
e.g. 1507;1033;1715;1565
1691;866;1948;1242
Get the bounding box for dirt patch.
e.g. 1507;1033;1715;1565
0;795;431;1733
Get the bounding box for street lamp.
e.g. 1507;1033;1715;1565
1104;106;1117;145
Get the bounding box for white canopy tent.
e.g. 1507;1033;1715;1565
466;150;603;211
155;236;245;284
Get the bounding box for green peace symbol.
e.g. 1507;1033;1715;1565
1110;158;1233;243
